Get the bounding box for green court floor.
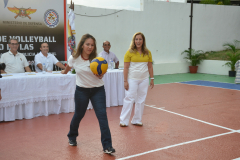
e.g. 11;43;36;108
154;73;235;84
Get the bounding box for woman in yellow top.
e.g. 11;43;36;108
120;32;154;127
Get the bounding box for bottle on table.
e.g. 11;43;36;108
42;63;46;74
110;59;114;70
47;62;52;73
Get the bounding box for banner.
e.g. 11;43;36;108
0;0;66;62
67;9;76;55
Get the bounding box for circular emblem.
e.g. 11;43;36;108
68;35;76;53
44;9;59;28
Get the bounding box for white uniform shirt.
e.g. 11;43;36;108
34;52;59;72
0;51;29;73
99;50;119;67
68;55;104;88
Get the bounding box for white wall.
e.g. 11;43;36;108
198;60;229;75
192;4;240;52
67;0;240;75
155;0;187;3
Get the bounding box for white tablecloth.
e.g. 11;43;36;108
0;69;124;121
0;72;76;121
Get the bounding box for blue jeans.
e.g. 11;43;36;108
67;85;112;150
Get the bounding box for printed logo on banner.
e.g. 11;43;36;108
8;7;37;19
44;9;59;28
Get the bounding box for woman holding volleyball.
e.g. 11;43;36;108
61;34;115;154
120;32;154;127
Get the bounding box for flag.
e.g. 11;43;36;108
4;0;9;8
67;9;76;55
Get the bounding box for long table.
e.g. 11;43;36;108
0;69;124;121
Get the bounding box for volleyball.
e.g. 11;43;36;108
90;57;108;75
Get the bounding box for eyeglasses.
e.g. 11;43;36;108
104;44;110;46
10;43;18;46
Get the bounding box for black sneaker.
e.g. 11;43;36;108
68;139;77;146
104;147;116;154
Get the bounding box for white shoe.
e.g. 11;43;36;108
120;123;127;127
132;122;143;126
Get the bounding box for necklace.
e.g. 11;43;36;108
81;54;89;60
137;50;142;57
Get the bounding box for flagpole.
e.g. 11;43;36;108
68;0;76;55
189;0;193;58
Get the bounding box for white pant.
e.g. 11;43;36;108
120;78;149;125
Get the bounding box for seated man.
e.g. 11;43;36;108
0;38;31;73
35;43;66;72
99;41;119;69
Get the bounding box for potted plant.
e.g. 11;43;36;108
71;68;76;74
223;40;240;77
181;49;206;74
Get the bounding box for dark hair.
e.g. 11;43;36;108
40;42;49;48
8;38;18;44
73;34;97;62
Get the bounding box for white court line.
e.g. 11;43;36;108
147;105;235;131
145;104;165;109
116;131;235;160
116;104;239;160
117;104;239;160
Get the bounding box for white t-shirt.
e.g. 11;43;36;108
68;55;104;88
34;52;59;72
99;50;119;67
0;51;29;73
